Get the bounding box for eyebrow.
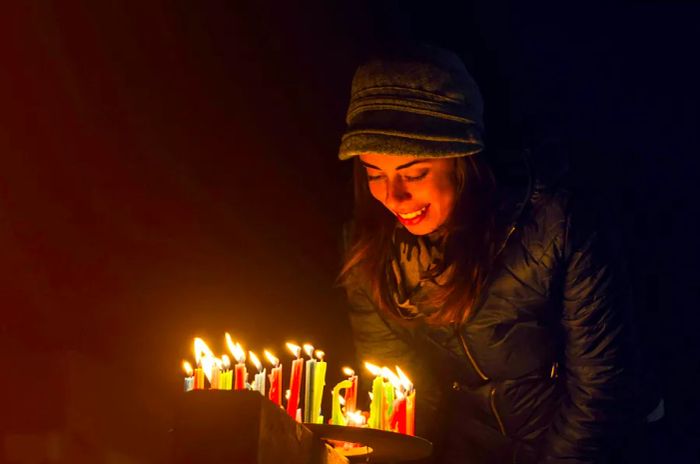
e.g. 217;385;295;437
359;159;428;171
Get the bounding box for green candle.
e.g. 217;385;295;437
383;379;395;429
369;375;384;429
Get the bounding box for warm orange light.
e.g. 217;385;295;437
315;350;325;361
182;360;193;377
264;350;279;366
342;367;355;377
221;354;231;370
285;389;291;400
339;395;346;406
286;342;301;358
364;361;381;377
249;351;262;371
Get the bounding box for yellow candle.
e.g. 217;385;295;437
331;379;352;425
312;350;326;424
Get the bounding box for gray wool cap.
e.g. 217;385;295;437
338;44;484;160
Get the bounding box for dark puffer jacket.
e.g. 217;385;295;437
344;175;636;464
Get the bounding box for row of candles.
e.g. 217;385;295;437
182;334;415;435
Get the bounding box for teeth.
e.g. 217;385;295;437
398;206;427;219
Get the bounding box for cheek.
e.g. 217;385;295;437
368;183;385;203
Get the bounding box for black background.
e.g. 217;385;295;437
1;1;698;460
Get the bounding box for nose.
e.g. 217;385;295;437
385;176;411;208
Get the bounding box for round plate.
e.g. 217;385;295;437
304;424;432;462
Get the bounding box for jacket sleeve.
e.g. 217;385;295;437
539;206;635;463
345;282;444;443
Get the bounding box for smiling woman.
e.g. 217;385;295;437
336;43;638;464
359;155;456;235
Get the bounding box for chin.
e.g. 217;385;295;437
404;222;439;236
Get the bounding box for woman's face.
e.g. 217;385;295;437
360;154;458;235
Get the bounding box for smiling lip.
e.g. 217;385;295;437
395;205;429;226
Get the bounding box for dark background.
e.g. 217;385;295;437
1;0;698;461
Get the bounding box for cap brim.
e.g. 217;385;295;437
338;110;483;160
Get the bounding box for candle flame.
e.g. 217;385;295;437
221;354;231;370
286;342;301;358
249;351;262;372
194;338;216;381
225;333;238;358
264;350;279;366
231;342;246;364
193;337;214;365
315;350;325;361
285;389;291;400
396;365;413;390
182;360;193;377
368;392;373;401
364;361;382;377
382;367;401;387
303;344;314;358
338;395;346;406
347;410;366;426
342;367;355;377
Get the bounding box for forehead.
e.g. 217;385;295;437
360;153;454;171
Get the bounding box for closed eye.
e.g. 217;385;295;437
404;170;429;182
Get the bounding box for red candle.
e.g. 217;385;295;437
265;350;283;406
286;343;304;419
234;363;247;389
226;333;248;390
342;367;358;413
390;396;407;433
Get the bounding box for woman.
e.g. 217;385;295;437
338;44;636;463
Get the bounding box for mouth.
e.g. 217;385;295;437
395;205;429;226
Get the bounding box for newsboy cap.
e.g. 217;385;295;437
338;43;484;160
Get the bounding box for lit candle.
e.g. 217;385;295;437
365;362;385;430
265;350;282;406
221;355;233;390
210;357;222;390
194;337;215;389
311;350;326;424
183;360;194;392
249;351;266;395
342;367;358;413
396;366;415;436
286;342;304;419
226;333;247;390
303;344;316;423
331;378;352;425
382;367;398;429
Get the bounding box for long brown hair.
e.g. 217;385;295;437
339;155;501;325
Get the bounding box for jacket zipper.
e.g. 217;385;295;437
456;330;489;381
490;386;507;437
454;222;519;438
